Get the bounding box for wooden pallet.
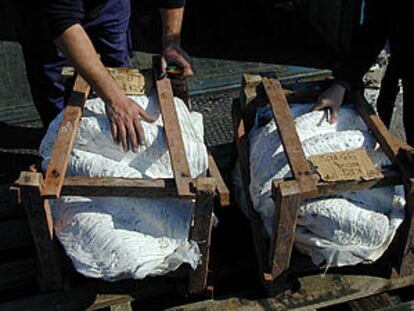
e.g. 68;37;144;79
233;73;414;293
14;65;230;295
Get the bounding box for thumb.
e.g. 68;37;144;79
329;108;339;124
311;98;327;112
159;56;168;80
139;110;157;123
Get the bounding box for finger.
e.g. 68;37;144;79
167;52;192;78
329;109;339;124
139;109;157;123
311;99;327;112
110;119;119;143
126;121;138;152
133;118;146;145
117;121;128;152
182;64;195;79
159;56;168;80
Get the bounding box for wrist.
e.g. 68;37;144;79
95;80;124;107
162;34;180;49
334;80;351;93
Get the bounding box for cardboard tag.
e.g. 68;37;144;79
61;67;146;95
309;148;383;182
107;68;146;95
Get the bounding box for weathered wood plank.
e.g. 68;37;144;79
262;77;317;197
0;218;32;251
110;302;132;311
352;94;414;277
166;274;414;311
348;293;398;311
353;92;414;184
41;74;91;198
188;179;216;294
240;74;263;133
288;165;401;200
269;180;301;280
380;299;414;311
155;77;193;198
18;172;63;291
232;97;271;283
0;278;176;311
0;259;37;290
400;179;414;276
207;155;230;206
62;177;180;197
61;177;222;198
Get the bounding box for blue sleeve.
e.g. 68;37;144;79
158;0;185;9
41;0;85;39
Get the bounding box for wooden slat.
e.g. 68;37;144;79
207;155;230;206
61;177;227;198
269;180;301;279
18;172;63;291
155;77;193;198
62;177;179;197
294;166;401;200
262;77;317;197
0;278;176;311
233;93;271;283
353;93;414;182
0;218;32;251
165;274;414;311
351;93;414;277
400;179;414;276
188;179;216;294
41;74;91;198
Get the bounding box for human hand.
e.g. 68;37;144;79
160;43;195;79
311;82;346;123
105;95;156;152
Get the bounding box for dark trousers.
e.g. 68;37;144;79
336;0;414;146
20;0;131;127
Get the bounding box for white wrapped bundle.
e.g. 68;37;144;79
40;95;208;281
245;104;405;267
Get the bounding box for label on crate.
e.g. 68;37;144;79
309;148;383;182
61;67;146;95
107;68;146;95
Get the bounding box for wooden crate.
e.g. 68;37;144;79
233;73;414;294
14;66;229;295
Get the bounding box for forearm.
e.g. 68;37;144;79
54;24;123;105
160;8;184;47
335;0;387;88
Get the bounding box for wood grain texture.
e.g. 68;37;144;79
18;172;63;291
270;180;301;279
188;179;216;294
162;274;414;311
400;178;414;276
353;92;412;164
42;74;91;198
352;93;414;277
297;165;401;200
262;77;317;197
233;95;271;283
62;177;181;197
207;155;230;206
155;77;193;198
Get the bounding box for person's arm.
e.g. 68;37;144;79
159;6;194;78
312;0;388;123
55;25;155;152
